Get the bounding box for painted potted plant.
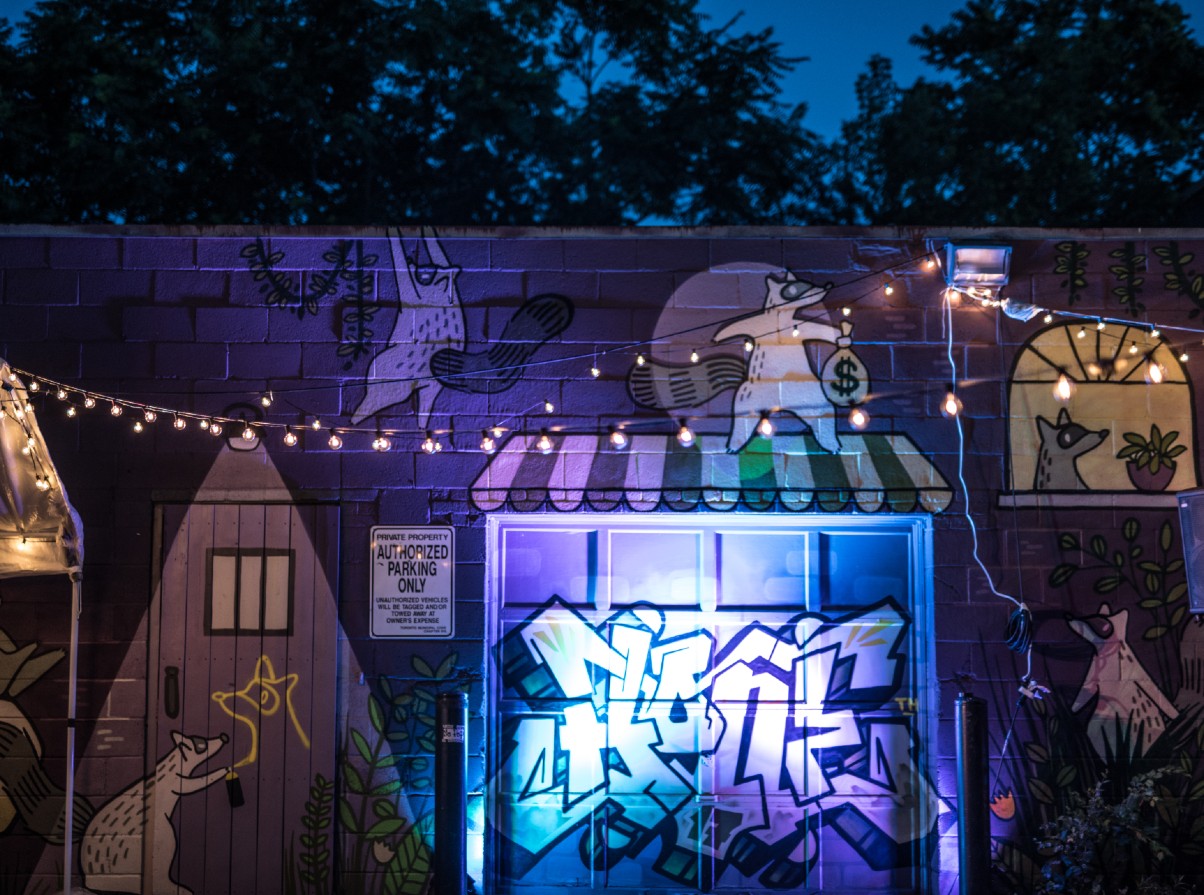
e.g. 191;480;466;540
1116;424;1186;492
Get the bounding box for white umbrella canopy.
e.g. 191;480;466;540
0;359;84;895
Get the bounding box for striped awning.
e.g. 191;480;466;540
470;432;953;513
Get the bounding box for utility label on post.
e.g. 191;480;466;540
370;526;454;639
442;724;465;743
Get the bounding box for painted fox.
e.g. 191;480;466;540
80;731;229;895
1033;408;1108;490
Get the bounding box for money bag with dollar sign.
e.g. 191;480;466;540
820;320;870;407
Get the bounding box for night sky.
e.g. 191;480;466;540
2;0;1202;140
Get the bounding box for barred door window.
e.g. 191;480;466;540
206;548;295;635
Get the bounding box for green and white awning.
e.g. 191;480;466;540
470;432;953;513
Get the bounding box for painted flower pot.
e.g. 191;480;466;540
1126;461;1175;492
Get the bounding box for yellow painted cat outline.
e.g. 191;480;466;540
211;655;310;768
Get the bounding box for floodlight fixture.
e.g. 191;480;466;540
945;244;1012;288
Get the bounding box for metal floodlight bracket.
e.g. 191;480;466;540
945;243;1013;288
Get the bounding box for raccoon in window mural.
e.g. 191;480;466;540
1033;409;1108;490
80;731;230;895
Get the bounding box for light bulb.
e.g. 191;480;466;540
173;415;186;430
1152;328;1162;339
312;418;322;431
199;418;210;430
241;424;256;442
110;402;123;416
536;430;553;454
544;400;554;413
1129;341;1139;355
1181;352;1190;363
12;406;24;420
848;406;869;430
690;350;700;363
83;395;96;409
327;432;343;450
791;325;799;338
590;365;601;378
260;393;273;408
492;426;504;439
283;428;298;447
209;421;223;436
372;434;392;452
23;401;32;414
1146;360;1165;384
133;421;144;433
757;414;774;438
34;474;50;492
28;380;39;392
144;409;157;423
609;427;628;449
1076;327;1086;340
421;432;438;454
884;283;894;296
56;388;66;400
1043;313;1053;324
480;431;496;454
924;258;937;271
941;390;962;419
676;420;694;447
1096;320;1106;331
1053;371;1075;402
945;289;962;307
66;406;77;418
842;307;852;317
636;354;645;367
744;340;754;353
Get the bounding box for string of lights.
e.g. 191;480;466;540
4;245;1200;457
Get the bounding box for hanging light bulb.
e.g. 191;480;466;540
23;400;32;414
676;420;694;447
1076;326;1086;340
12;405;24;420
590;364;601;378
28;380;39;392
1129;341;1139;355
536;429;553;454
260;392;273;408
56;388;67;400
209;421;223;436
791;325;799;338
479;430;496;454
133;420;144;433
199;418;210;431
757;413;774;438
173;415;186;430
884;283;894;296
1146;360;1166;384
240;423;256;442
940;387;962;419
848;406;870;430
34;474;51;492
690;349;700;363
635;353;645;366
372;433;392;452
492;425;504;439
744;339;754;353
310;418;322;431
421;431;439;454
83;395;96;409
609;426;628;449
1042;313;1053;324
327;431;343;449
1180;352;1190;363
1096;319;1106;331
1151;327;1162;339
544;399;554;414
283;427;298;447
1053;370;1075;402
924;257;937;271
110;402;123;416
66;406;77;418
144;409;157;423
945;288;962;307
842;307;852;317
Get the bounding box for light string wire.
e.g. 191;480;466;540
5;246;1198;449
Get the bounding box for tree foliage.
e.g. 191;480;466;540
833;0;1204;226
0;0;824;224
1;0;1200;225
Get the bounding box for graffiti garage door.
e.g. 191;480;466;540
487;514;940;894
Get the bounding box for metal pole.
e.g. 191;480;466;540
64;572;82;895
956;692;989;895
435;691;467;895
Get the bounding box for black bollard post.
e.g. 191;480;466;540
956;692;989;895
435;691;467;895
